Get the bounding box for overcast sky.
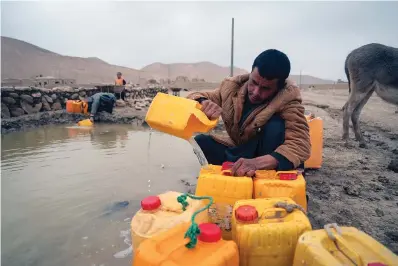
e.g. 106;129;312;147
2;1;398;80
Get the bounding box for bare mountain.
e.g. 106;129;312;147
1;36;335;85
1;36;145;84
141;62;248;82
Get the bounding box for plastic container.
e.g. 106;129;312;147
133;222;239;266
293;223;398;266
66;100;88;114
232;197;312;266
130;191;209;250
304;113;323;169
77;119;93;127
145;92;219;140
195;163;253;240
253;170;307;211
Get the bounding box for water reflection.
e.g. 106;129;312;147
1;124;201;266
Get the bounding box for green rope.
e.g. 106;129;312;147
177;193;214;249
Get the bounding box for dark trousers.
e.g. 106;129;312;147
195;114;302;171
98;100;115;114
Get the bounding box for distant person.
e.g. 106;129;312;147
86;92;116;122
115;72;127;101
186;49;311;176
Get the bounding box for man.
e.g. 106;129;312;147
115;72;127;101
186;49;311;176
115;72;127;86
87;92;117;122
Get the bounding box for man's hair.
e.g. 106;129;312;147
117;72;122;75
252;49;291;87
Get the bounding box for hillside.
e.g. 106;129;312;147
1;36;335;85
141;62;248;82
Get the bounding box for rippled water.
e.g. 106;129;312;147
1;124;202;266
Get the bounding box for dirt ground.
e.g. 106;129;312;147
301;88;398;253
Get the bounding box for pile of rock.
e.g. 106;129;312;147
125;86;168;99
125;97;153;111
1;86;168;118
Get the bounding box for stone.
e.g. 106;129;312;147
343;180;361;197
387;159;398;173
38;88;50;93
116;99;126;107
135;106;142;111
10;107;25;117
9;93;19;98
51;94;58;101
375;208;384;217
44;95;53;103
1;103;11;118
125;93;130;97
20;101;34;114
41;97;51;111
20;94;34;104
32;103;42;113
2;97;16;105
79;91;86;97
32;92;42;98
71;93;79;100
52;102;62;111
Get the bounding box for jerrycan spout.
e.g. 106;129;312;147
145;93;219;140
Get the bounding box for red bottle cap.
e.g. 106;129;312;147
198;223;222;243
141;196;161;211
279;172;297;180
235;205;258;222
221;161;234;171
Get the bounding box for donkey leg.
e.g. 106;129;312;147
352;86;375;148
342;83;369;141
343;84;360;140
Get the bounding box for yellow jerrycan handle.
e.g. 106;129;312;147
324;223;364;266
260;208;288;223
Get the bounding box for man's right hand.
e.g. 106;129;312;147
200;100;222;120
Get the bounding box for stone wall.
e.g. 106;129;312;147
1;85;168;119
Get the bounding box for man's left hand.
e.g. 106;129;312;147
230;155;279;177
231;158;258;177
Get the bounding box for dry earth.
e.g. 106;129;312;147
302;88;398;253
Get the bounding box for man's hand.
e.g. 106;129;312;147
231;155;279;177
200;100;222;120
231;158;258;177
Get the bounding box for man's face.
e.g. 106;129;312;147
247;67;279;104
117;73;121;79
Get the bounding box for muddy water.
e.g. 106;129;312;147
1;124;202;266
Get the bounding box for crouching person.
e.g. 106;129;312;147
86;92;116;122
186;49;311;176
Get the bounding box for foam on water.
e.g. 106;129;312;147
113;229;133;259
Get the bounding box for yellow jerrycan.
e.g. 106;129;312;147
133;194;239;266
77;119;93;127
145;92;219;140
195;162;253;240
292;223;398;266
304;113;323;169
231;197;312;266
253;170;307;211
130;191;209;250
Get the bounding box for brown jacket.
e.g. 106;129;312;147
186;74;311;168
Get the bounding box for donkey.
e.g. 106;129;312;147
342;43;398;148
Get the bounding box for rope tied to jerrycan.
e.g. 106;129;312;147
177;193;214;249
